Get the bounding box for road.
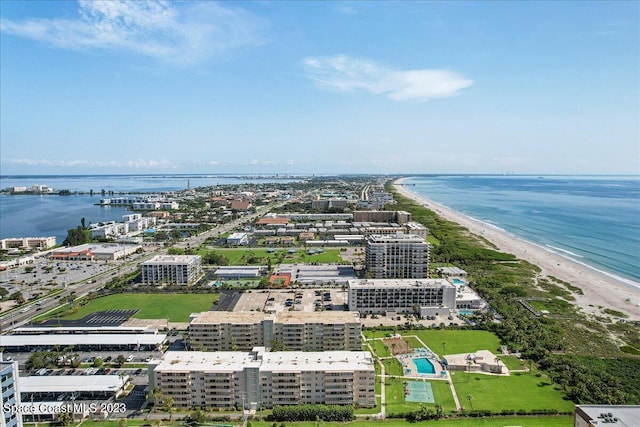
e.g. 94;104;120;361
0;199;291;332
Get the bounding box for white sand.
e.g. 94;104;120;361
393;179;640;321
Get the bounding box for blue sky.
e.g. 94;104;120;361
1;1;638;175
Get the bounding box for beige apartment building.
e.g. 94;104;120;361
189;311;361;351
150;348;375;410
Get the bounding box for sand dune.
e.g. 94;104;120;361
393;179;640;321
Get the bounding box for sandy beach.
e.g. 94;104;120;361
393;179;640;321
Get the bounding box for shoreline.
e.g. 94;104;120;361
393;178;640;321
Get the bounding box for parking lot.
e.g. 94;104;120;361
234;288;348;313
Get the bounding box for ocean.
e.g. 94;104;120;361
0;174;300;243
403;175;640;287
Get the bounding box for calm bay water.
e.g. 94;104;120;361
0;174;300;243
404;175;640;286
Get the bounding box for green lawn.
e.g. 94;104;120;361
406;330;503;355
370;339;390;357
385;377;421;414
201;248;344;265
74;415;574;427
364;329;503;356
385;378;456;415
498;355;527;370
450;370;574;413
404;336;423;351
382;358;404;376
57;293;218;322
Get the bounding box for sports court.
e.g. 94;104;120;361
405;380;435;403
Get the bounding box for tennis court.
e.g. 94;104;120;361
405;380;435;403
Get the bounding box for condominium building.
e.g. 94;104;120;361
140;255;202;285
353;210;411;224
189;311;361;351
1;357;22;427
365;233;430;279
150;348;375;409
347;278;456;315
0;237;56;251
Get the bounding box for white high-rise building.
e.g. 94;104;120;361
347;278;456;315
141;255;202;285
365;233;430;279
1;357;22;427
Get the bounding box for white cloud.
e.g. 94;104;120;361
302;54;473;101
0;0;266;66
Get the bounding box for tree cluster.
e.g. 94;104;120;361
269;404;353;422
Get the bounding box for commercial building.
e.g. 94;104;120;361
365;233;430;279
150;348;375;409
347;278;456;315
574;405;640;426
189;311;361;351
0;357;22;427
140;255;202;285
273;264;357;286
226;232;249;246
0;237;56;251
0;333;166;352
49;244;141;261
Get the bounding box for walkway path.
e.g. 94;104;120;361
363;334;386;419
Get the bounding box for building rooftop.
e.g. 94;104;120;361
190;311;267;324
189;310;360;324
20;375;128;393
142;255;200;264
575;405;640;426
274;311;360;324
348;278;452;289
154;349;374;373
0;333;166;347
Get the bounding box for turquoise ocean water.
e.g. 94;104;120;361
403;175;640;287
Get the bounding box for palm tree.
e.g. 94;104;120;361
466;360;472;383
164;396;175;420
147;386;163;412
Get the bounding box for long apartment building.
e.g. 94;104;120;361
0;237;56;251
140;255;202;285
189;311;361;351
365;233;430;279
347;278;456;315
150;348;375;409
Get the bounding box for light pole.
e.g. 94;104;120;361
466;394;473;410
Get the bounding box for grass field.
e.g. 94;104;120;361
77;417;573;427
370;339;390;357
450;370;574;413
363;330;503;356
382;358;404;377
385;378;458;415
57;293;218;322
201;248;344;265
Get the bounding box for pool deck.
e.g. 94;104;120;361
397;347;447;379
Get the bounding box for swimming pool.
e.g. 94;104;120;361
414;358;436;374
459;309;474;316
452;278;467;285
